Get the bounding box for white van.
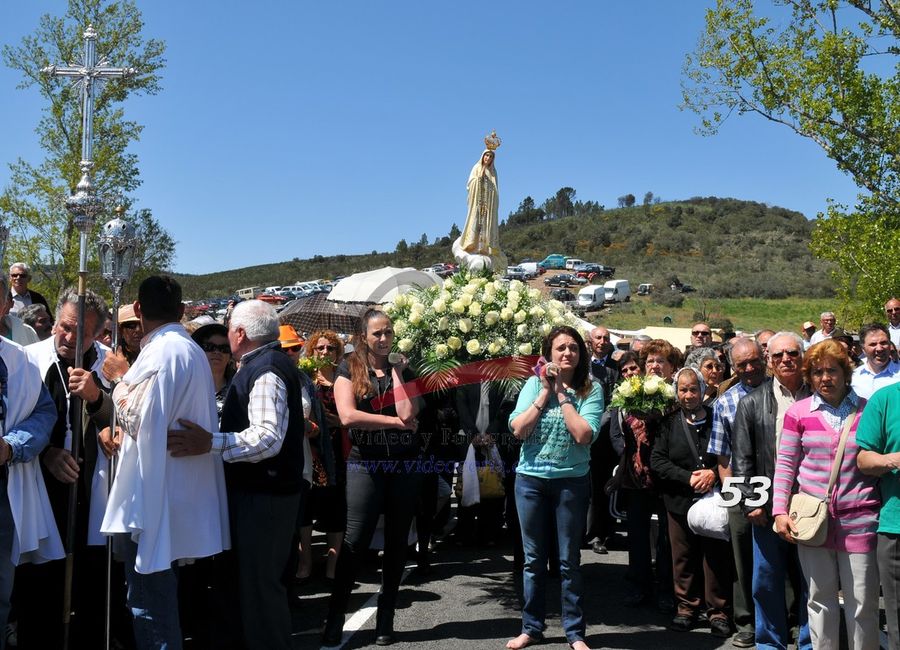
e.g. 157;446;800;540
576;285;605;310
603;279;631;304
236;286;261;300
564;258;583;271
519;262;539;278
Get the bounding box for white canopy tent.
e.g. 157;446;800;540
327;266;443;304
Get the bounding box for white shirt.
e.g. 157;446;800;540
809;329;832;345
101;323;230;574
889;323;900;349
851;360;900;400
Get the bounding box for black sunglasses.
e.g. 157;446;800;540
691;330;711;337
121;322;141;331
200;342;231;354
771;349;801;360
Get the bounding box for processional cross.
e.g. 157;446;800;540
42;25;135;650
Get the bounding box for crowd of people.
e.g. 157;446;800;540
0;261;899;650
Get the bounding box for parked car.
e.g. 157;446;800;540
679;284;696;293
637;283;654;296
518;262;541;278
504;265;527;281
549;288;576;302
574;263;615;281
544;273;588;287
564;258;584;271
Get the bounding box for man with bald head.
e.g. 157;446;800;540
885;298;900;348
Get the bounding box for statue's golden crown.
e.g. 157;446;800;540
484;130;501;151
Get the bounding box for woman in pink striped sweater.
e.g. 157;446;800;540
772;340;881;650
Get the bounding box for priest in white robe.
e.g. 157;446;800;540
101;276;229;650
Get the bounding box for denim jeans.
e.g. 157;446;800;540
751;524;811;650
515;472;590;643
119;535;182;650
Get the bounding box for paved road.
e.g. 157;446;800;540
289;530;739;650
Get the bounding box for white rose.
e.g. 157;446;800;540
437;316;450;330
468;302;482;317
462;284;479;295
459;294;473;307
474;277;489;287
509;279;524;291
527;288;541;300
492;280;504;291
447;336;462;351
394;320;408;336
518;342;533;355
643;376;662;395
500;307;514;321
517;323;528;337
458;318;473;334
432;299;447;313
393;295;408;308
397;338;413;352
434;344;449;359
663;383;676;399
409;312;423;325
549;299;564;309
514;310;527;323
484;310;500;326
528;306;545;318
552;316;565;325
618;382;635;398
466;339;482;355
507;290;521;304
540;323;552;336
441;290;453;301
450;300;466;314
487;341;502;355
481;290;496;305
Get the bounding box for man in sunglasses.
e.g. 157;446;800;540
809;311;837;345
732;332;811;650
6;262;49;317
885;298;900;348
688;322;713;352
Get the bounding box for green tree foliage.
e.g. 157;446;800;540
506;196;545;226
682;0;900;323
0;0;173;301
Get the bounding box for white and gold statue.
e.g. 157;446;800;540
452;131;507;272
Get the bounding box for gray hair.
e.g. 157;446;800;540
754;328;776;339
630;334;652;351
19;303;50;327
727;336;763;366
55;287;109;337
768;331;805;354
820;311;835;319
685;346;717;370
9;262;28;276
230;300;279;342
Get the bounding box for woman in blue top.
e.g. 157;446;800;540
507;325;604;650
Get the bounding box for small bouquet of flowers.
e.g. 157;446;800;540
610;374;676;419
297;356;329;376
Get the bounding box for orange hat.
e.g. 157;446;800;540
278;324;302;349
118;304;139;324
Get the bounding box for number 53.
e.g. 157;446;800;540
719;476;771;508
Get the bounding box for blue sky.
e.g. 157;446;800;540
0;1;861;275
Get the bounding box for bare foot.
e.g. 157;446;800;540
506;633;537;649
569;641;590;650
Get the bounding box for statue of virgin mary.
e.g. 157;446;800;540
452;132;507;272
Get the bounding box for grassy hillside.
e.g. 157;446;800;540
172;197;834;301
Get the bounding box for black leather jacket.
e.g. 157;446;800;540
731;378;809;516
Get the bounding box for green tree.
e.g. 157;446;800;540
0;0;171;300
448;223;461;239
506;195;545;226
682;0;900;322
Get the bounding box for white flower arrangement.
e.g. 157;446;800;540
383;270;582;370
610;374;677;417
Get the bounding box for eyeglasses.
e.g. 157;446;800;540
284;346;302;353
9;273;25;279
200;342;231;354
121;322;140;331
691;330;711;337
316;344;337;352
734;358;763;370
771;349;801;360
887;308;900;313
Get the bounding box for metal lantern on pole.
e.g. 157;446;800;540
97;207;137;650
